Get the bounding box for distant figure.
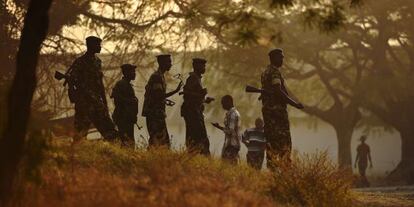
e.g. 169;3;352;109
261;48;304;170
67;36;118;142
181;58;214;155
355;135;373;186
142;54;182;148
111;64;139;146
211;95;241;165
242;118;266;170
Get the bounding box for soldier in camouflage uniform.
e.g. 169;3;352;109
142;54;182;148
181;58;214;155
67;36;118;142
261;48;304;170
111;64;139;146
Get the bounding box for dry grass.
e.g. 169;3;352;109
10;139;357;207
267;152;354;207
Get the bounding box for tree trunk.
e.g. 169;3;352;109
0;0;52;204
388;128;414;184
335;127;353;168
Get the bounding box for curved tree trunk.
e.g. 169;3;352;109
335;127;353;168
388;128;414;184
0;0;52;204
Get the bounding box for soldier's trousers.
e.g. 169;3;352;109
262;107;292;170
115;120;134;145
247;151;265;170
74;101;118;140
146;117;170;148
183;113;210;156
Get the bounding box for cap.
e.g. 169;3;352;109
156;54;171;62
192;58;207;65
121;64;137;71
268;48;284;57
86;36;102;44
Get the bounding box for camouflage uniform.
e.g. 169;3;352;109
142;70;170;148
261;64;291;169
181;72;210;155
111;78;138;144
68;53;118;140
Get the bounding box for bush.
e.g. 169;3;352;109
267;151;354;207
14;140;355;207
17;140;274;207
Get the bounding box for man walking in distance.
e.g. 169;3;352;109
212;95;241;165
181;58;214;155
142;54;182;148
354;135;373;187
261;48;304;170
67;36;118;143
111;64;139;147
242;118;266;170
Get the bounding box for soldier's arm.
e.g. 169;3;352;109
269;77;303;109
165;81;183;98
150;75;166;100
113;82;134;104
182;75;206;97
281;88;303;109
68;59;82;88
99;78;108;106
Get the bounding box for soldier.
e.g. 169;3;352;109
111;64;139;146
67;36;118;142
354;135;373;187
142;54;182;148
261;48;304;170
181;58;214;155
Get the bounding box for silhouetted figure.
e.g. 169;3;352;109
212;95;241;165
261;48;304;170
242;118;266;170
67;36;118;142
355;135;373;187
142;54;182;148
111;64;138;147
181;58;214;155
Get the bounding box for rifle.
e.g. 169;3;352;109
245;85;304;109
54;71;69;85
245;85;267;94
54;70;77;103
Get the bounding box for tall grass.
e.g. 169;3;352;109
12;140;355;207
267;152;354;207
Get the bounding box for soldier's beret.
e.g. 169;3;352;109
192;58;207;65
268;48;284;57
121;64;137;71
86;36;102;44
156;54;171;61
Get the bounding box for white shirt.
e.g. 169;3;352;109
222;107;241;151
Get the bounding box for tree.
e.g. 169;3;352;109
0;0;53;203
337;0;414;183
287;0;413;182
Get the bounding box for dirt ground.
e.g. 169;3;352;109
355;186;414;207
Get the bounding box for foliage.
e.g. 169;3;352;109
12;140;356;207
268;151;354;207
